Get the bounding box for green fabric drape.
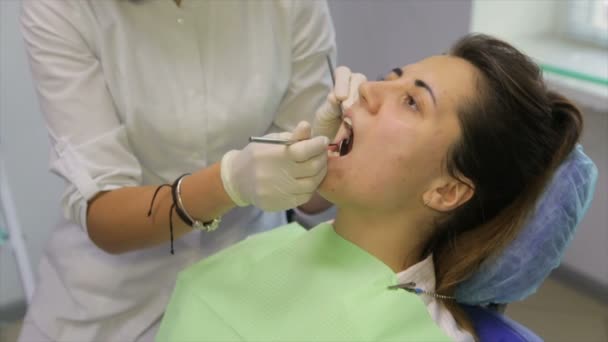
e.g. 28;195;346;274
157;223;450;341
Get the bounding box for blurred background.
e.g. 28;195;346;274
1;0;606;341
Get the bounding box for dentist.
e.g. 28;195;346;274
17;0;361;341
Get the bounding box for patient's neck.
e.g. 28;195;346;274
333;207;432;273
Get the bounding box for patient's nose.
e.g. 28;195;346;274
358;81;381;114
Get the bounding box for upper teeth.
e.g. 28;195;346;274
343;117;353;129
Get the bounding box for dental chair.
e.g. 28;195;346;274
455;144;598;342
462;304;542;342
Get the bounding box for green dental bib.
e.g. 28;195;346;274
157;223;450;341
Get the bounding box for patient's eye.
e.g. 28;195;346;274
405;95;419;112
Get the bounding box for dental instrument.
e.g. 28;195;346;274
248;137;300;146
326;55;344;118
248;136;339;148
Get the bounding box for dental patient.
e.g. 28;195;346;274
156;34;583;341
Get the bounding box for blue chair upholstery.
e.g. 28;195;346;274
456;145;598;305
462;305;543;342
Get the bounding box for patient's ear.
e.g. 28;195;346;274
423;176;474;212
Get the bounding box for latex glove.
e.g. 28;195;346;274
221;121;329;211
312;66;367;138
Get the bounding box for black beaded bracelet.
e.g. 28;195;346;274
147;173;220;255
146;173;190;255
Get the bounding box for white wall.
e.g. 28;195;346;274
0;0;472;309
471;0;557;40
1;0;63;307
329;0;472;80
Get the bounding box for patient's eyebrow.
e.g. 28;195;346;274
391;68;403;77
415;79;436;106
390;68;437;107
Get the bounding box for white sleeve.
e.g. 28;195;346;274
20;0;142;231
272;0;337;131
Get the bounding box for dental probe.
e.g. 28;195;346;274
325;55;344;118
248;137;297;145
248;136;338;147
250;55;341;146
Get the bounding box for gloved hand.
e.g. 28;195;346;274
312;66;367;138
221;121;329;211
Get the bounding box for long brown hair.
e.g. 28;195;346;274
427;34;583;337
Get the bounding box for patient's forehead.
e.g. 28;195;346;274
385;55;479;110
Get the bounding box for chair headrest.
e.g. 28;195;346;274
455;144;598;305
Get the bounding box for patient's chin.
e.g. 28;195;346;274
319;155;360;205
318;173;353;208
317;176;340;204
317;178;333;200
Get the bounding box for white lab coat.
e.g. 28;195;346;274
19;0;335;340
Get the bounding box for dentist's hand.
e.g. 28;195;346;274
312;66;367;138
220;121;329;211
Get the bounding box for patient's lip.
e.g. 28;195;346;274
343;108;353;119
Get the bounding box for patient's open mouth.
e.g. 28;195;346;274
339;128;354;156
329;118;354;157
